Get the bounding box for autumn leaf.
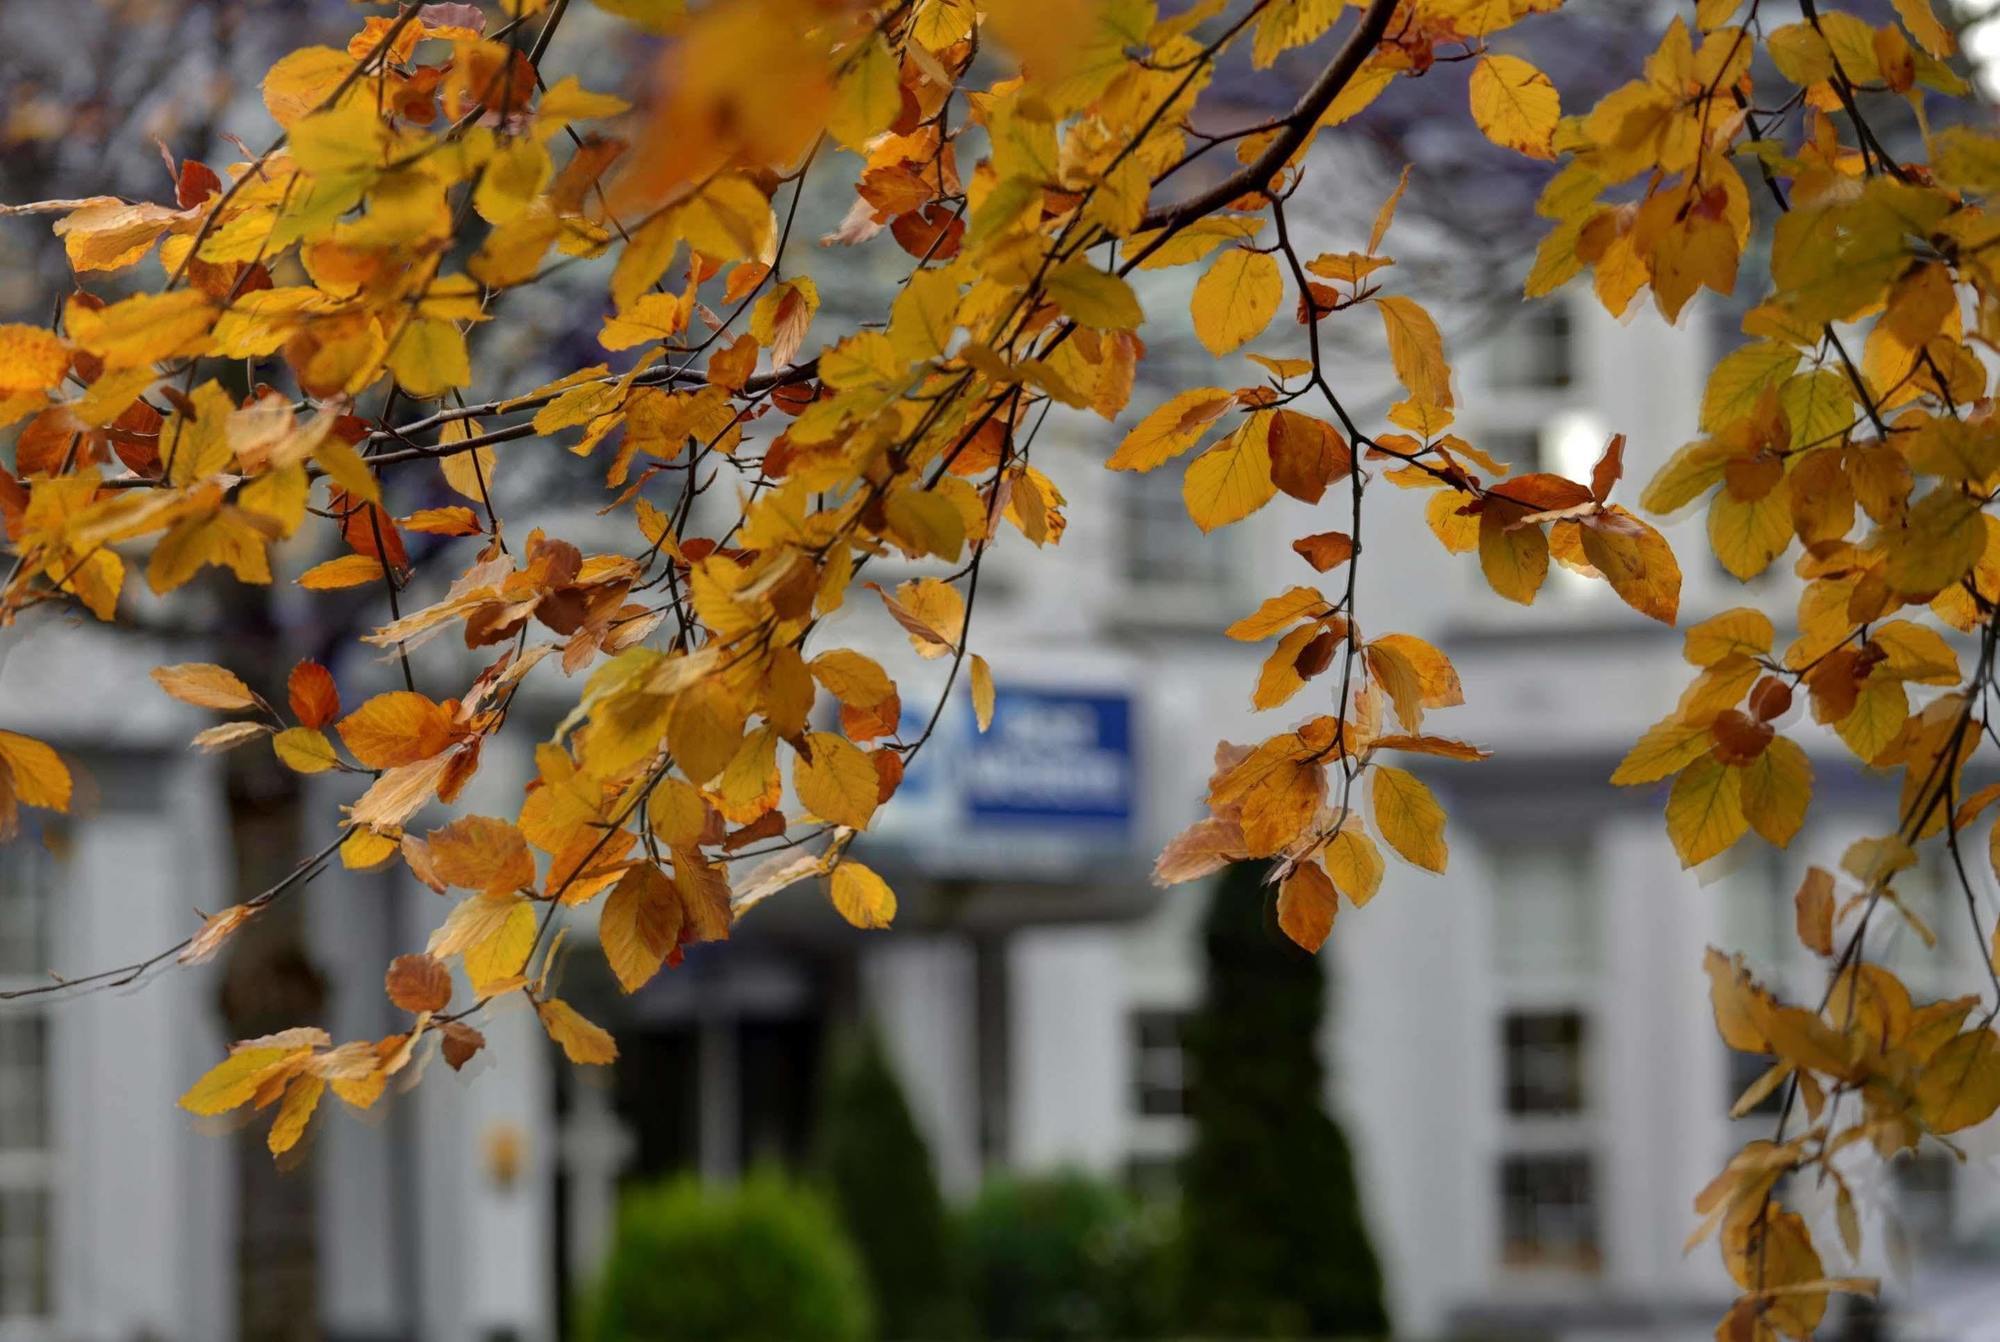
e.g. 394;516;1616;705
1666;755;1747;867
1191;249;1282;356
537;998;619;1065
795;732;879;829
600;863;681;993
1469;55;1560;159
1371;765;1447;872
829;860;897;929
151;663;259;711
385;954;452;1014
1277;861;1338;952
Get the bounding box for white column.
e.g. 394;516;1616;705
55;757;234;1342
311;840;408;1340
697;1013;740;1182
559;1082;634;1290
1007;928;1124;1173
860;935;981;1195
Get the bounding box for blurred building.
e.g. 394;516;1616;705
8;221;2000;1342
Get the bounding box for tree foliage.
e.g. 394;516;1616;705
582;1171;874;1342
1181;862;1388;1338
1;0;1998;1332
816;1025;966;1340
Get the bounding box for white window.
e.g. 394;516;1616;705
1503;1010;1586;1117
1129;1009;1190;1119
1120;469;1231;597
1500;1153;1599;1271
0;842;53;1325
1490;840;1601;1275
1489;300;1574;391
1491;842;1599;978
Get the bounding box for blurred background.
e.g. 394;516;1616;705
6;1;2000;1340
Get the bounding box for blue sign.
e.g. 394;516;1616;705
963;687;1132;829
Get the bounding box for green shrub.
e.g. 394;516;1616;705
581;1170;874;1342
1178;862;1390;1339
958;1171;1175;1341
816;1025;968;1339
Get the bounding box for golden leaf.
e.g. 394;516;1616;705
1191;249;1282;356
794;732;879;829
537;997;619;1064
1370;765;1447;872
151;662;259;711
1468;54;1560;159
829;860;897;930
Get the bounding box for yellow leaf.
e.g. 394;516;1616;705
647;778;710;849
600;863;681;993
1191;249;1281;356
1468;54;1559;159
1370;765;1447;872
387;318;472;398
1226;586;1332;640
1254;625;1319;711
970;654;996;732
299;553;390;590
338;691;454;769
193;721;274;754
150;662;258;711
428;815;537;894
1045;261;1143;330
466;897;538;993
1183;412;1276;533
829;34;900;148
1915;1029;2000;1133
1700;341;1798;433
794;732;879;829
829;860;897;929
1684;608;1774;665
873;578;965;658
1611;716;1713;785
1376;295;1452;407
1478;508;1548;603
65;289;215;369
262;46;355;127
0;324;70;396
179;1046;299;1116
1579;510;1681;624
1741;736;1812;847
272;727;340;774
1277;861;1338;951
537;997;620;1064
1666;754;1747;867
1107;388;1235;472
1795;867;1835;956
268;1075;324;1155
1323;828;1384;906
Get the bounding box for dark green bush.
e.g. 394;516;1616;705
815;1025;968;1339
958;1171;1176;1341
1178;862;1390;1339
581;1170;873;1342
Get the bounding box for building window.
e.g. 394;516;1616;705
1489;301;1573;390
1130;1010;1190;1119
0;842;52;1324
1491;843;1598;977
1480;427;1542;475
1121;470;1229;594
1726;1047;1785;1119
1503;1011;1586;1116
1500;1153;1600;1271
1894;1151;1955;1249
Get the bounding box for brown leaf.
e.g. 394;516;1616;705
385;953;453;1013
